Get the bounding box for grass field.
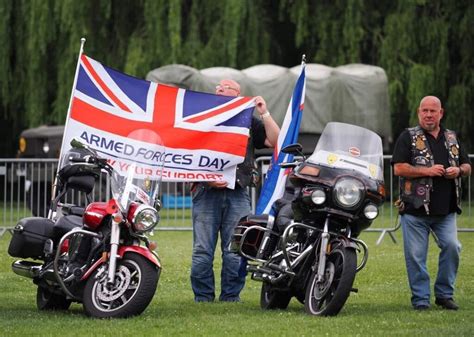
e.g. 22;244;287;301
1;217;474;336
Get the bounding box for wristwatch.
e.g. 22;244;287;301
458;166;464;178
260;111;270;119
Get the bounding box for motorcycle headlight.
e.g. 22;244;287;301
363;203;379;220
132;205;159;233
311;189;326;205
334;178;364;208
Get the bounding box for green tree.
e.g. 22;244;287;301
0;0;472;156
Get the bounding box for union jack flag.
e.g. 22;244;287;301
61;54;256;187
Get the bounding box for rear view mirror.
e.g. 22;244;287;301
282;143;303;156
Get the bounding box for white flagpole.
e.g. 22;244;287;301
58;37;87;168
49;37;86;219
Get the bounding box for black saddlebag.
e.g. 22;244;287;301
230;214;278;260
8;217;55;259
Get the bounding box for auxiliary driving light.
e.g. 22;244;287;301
311;189;326;205
363;204;379;220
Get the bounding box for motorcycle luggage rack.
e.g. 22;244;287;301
236;225;279;263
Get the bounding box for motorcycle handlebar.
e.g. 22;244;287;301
68;156;89;163
69;156;110;170
68;155;96;164
280;162;299;168
96;158;108;166
68;156;114;176
97;158;114;173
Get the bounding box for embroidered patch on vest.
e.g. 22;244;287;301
415;135;426;151
415;135;426;150
414;156;429;165
416;186;426;196
451;145;459;156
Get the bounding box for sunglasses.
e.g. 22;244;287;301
216;84;239;93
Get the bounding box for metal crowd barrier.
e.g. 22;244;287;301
0;158;194;232
1;156;473;244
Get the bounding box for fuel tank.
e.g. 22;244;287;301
83;202;108;230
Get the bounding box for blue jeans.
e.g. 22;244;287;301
191;184;251;302
401;213;461;307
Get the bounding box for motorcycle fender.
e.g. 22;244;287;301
334;237;358;251
81;246;160;281
117;246;161;268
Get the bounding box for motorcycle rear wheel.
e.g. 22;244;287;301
83;253;160;318
36;286;71;311
260;282;291;310
304;246;357;316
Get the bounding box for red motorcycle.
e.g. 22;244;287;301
8;138;163;318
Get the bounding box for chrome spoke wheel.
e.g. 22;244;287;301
83;253;159;318
304;247;357;316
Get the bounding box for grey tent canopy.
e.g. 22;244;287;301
146;63;391;151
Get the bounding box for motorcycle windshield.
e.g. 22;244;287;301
110;131;165;211
307;122;384;181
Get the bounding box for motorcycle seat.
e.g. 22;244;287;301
245;214;271;223
60;204;85;217
54;215;83;238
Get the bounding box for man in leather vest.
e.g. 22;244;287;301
190;79;280;302
392;96;471;311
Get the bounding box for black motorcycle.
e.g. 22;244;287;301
231;122;385;316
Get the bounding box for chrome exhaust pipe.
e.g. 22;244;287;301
12;260;42;279
252;272;288;285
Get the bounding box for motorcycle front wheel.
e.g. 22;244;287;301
83;253;160;318
260;282;291;310
304;246;357;316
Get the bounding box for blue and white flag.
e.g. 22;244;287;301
255;62;306;215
